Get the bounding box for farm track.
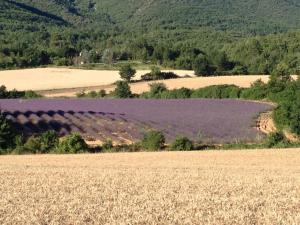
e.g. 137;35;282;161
0;149;299;224
256;111;299;142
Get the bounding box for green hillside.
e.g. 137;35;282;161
3;0;300;34
94;0;300;34
0;0;299;73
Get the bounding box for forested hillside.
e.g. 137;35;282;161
95;0;300;34
0;0;300;74
3;0;300;33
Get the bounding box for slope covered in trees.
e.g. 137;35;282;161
0;0;300;73
3;0;300;34
94;0;300;35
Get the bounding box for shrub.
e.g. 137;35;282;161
160;72;178;79
191;85;242;98
58;133;88;154
160;88;192;99
140;66;162;81
87;91;98;98
266;131;287;148
0;85;8;98
40;130;59;153
141;130;165;150
145;83;168;98
54;57;70;66
24;136;41;153
77;92;85;98
11;135;26;154
0;113;17;151
141;67;178;81
232;65;248;75
119;64;136;82
171;136;193;151
193;55;215;76
76;90;106;98
98;90;106;98
102;139;113;151
290;107;300;135
0;85;41;99
273;103;293;129
240;79;268;100
24;90;42;99
14;135;25;147
6;89;25;98
114;81;132;98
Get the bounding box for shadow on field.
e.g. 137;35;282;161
2;110;130;139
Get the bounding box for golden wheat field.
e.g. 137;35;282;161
0;149;299;225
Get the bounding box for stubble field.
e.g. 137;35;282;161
0;67;272;97
0;149;299;225
0;68;195;91
41;75;271;97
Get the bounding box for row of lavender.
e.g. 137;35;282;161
0;99;273;143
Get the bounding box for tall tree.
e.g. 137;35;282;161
119;64;136;82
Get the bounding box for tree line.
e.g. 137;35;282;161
1;24;300;76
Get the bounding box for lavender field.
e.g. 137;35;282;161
0;99;272;143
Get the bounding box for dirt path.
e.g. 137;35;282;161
257;111;299;142
256;111;276;134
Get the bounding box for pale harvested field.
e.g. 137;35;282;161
42;75;271;97
0;149;299;225
0;68;194;91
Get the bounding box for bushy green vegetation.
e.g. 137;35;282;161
0;113;16;153
171;137;193;151
141;130;165;151
191;85;242;99
240;80;269;100
140;83;242;99
140;83;168;99
141;67;178;81
23;136;42;154
0;85;42;99
113;81;132;98
160;88;192;99
40;130;59;153
266;132;289;148
58;133;88;154
102;139;113;151
119;64;136;82
76;90;106;98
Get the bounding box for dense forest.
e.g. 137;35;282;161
1;0;300;75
